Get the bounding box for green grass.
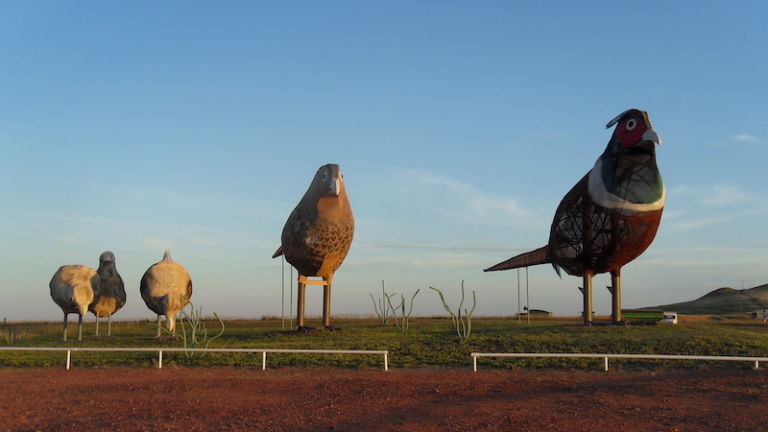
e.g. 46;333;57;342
2;317;768;370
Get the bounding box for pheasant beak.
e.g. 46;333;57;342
642;129;662;145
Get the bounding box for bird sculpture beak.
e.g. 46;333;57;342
328;179;340;196
642;129;662;145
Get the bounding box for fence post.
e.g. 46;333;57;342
755;360;759;370
473;354;477;372
604;357;609;372
262;351;267;370
66;350;71;370
384;352;388;371
158;350;163;369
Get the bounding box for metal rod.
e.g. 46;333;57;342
583;270;593;325
159;350;163;369
289;266;294;329
66;350;71;370
262;351;267;370
473;355;477;372
281;256;285;330
526;267;530;325
469;352;768;371
517;269;521;325
384;353;388;371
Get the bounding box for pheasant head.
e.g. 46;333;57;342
588;109;664;214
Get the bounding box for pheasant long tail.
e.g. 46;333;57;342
484;246;551;272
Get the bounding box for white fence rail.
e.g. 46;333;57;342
471;352;768;372
0;347;389;371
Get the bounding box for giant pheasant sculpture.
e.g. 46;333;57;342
273;163;354;331
485;109;664;325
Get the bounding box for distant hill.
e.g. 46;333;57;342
652;284;768;315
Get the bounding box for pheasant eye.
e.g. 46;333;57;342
625;119;637;131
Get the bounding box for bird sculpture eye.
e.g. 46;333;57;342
322;171;328;181
625;119;637;131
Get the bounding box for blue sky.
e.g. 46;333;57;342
1;1;767;321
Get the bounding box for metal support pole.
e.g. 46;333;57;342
262;351;267;370
473;355;477;372
611;269;622;324
517;269;521;325
158;350;163;369
66;350;71;370
296;277;306;329
604;357;609;372
384;353;388;371
526;267;530;325
583;270;593;325
322;279;332;328
755;360;759;370
281;256;285;330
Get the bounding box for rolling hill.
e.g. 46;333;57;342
653;284;768;315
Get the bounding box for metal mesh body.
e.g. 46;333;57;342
549;174;663;277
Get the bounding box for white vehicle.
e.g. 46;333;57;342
660;311;678;324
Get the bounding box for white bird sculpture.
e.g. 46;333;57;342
139;251;192;337
49;264;98;341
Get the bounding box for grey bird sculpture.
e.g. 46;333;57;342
89;251;126;337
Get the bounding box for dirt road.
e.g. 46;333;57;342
1;367;766;431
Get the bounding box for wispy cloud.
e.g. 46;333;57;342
733;133;762;143
669;184;754;208
349;251;483;269
639;246;768;270
402;170;537;226
699;185;752;207
360;240;535;253
663;184;765;232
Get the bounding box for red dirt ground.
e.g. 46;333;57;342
1;367;766;431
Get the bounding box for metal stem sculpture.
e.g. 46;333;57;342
485;109;664;325
273;164;354;331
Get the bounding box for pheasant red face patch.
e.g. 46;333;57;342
616;117;646;148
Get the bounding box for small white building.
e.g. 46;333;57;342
747;310;768;321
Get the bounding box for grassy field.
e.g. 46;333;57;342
2;316;767;370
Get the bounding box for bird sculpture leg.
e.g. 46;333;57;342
582;270;593;326
77;314;83;342
62;313;68;342
95;314;100;337
322;277;339;331
156;315;162;338
107;315;112;337
296;277;309;331
611;269;622;325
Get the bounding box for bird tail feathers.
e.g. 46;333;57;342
484;246;551;272
271;246;283;259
